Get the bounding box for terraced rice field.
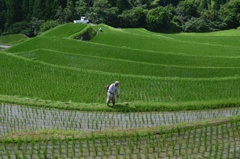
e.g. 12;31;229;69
0;103;239;159
0;104;239;135
0;24;240;158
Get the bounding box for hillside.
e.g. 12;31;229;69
1;23;240;159
0;23;240;108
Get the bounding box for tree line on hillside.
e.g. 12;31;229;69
1;0;240;37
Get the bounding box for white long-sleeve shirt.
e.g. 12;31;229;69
108;83;119;96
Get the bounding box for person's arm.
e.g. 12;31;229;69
116;87;120;98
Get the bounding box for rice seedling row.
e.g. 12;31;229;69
0;119;239;159
0;104;239;135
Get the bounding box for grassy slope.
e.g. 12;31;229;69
91;25;240;57
7;36;240;68
2;24;240;109
0;34;28;45
124;28;240;48
40;23;88;38
16;49;240;78
1;25;239;158
1;51;240;105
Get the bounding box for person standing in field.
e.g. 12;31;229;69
106;81;120;106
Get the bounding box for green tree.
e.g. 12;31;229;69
40;20;58;33
59;0;68;8
88;0;118;25
175;1;199;19
0;0;6;32
134;0;151;8
150;0;181;7
116;0;132;13
28;0;34;19
33;0;45;19
146;5;180;32
56;6;65;23
5;0;24;27
75;0;88;18
45;0;59;20
119;7;147;27
63;0;76;21
22;0;29;20
219;0;240;29
174;0;199;29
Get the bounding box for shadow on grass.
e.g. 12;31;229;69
107;103;133;112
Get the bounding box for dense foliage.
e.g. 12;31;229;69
1;0;240;36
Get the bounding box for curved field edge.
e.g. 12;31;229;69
7;36;240;68
1;115;239;142
90;25;240;57
1;95;240;112
16;49;240;78
123;28;240;48
40;23;88;38
1;51;240;105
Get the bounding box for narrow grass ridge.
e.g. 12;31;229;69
1;94;240;112
1;115;238;141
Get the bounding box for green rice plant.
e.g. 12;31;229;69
171;139;175;156
78;138;84;157
58;138;62;155
37;141;42;159
14;150;21;159
178;138;182;155
144;145;150;159
116;144;121;155
65;137;70;157
50;137;55;158
185;129;191;150
71;136;76;157
86;138;91;156
227;142;231;159
93;142;98;157
136;149;141;159
22;139;28;158
108;142;113;155
6;150;11;159
43;141;48;159
235;142;239;159
214;139;219;159
99;138;105;155
129;141;134;154
157;145;162;158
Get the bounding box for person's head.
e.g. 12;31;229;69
114;81;119;87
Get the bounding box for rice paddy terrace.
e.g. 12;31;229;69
0;23;240;158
